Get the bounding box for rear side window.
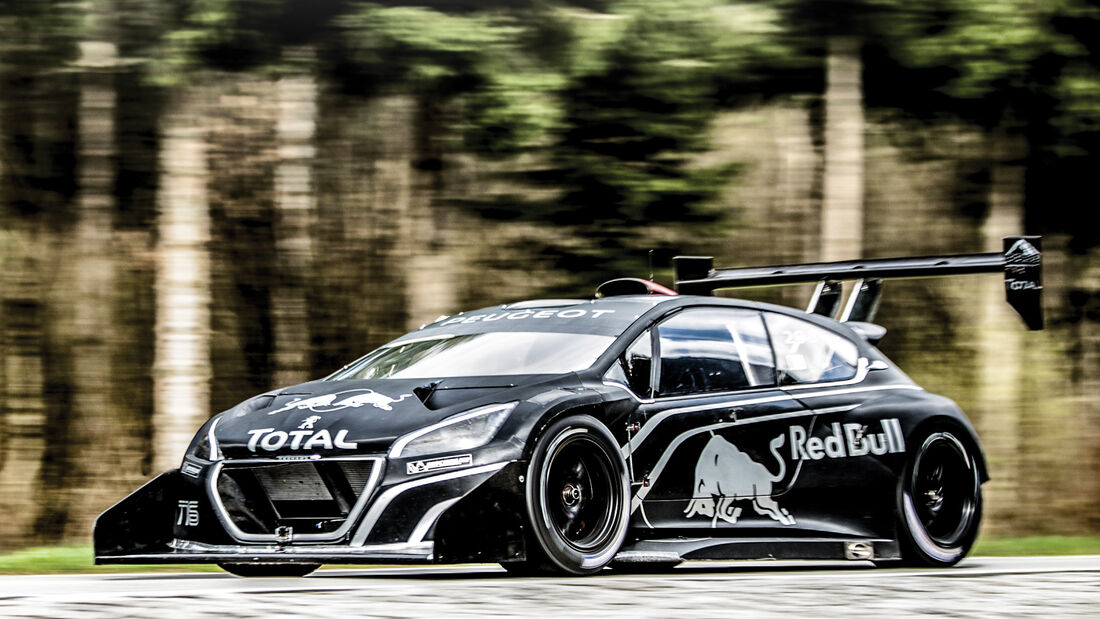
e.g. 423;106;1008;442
657;309;776;397
763;313;859;384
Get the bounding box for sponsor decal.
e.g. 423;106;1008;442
684;434;795;527
406;454;473;475
298;415;321;429
246;428;357;452
434;308;615;326
1006;238;1041;269
684;418;906;527
1005;239;1042;291
789;418;905;461
180;459;203;478
176;500;199;526
268;389;412;415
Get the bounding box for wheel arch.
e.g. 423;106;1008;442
522;402;627;461
906;413;990;484
843;389;991;484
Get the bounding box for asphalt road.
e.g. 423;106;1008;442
1;556;1097;618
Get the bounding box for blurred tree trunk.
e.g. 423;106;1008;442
404;98;460;330
0;223;49;549
1063;248;1100;531
152;89;211;473
311;93;410;372
206;75;278;409
272;49;317;388
0;34;79;548
63;39;120;539
820;36;864;262
973;124;1026;534
110;67;161;486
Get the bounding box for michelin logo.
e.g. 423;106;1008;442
789;418;905;461
406;454;473;475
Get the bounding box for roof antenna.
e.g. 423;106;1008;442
648;249;655;281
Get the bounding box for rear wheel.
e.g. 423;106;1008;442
218;562;320;577
896;431;981;567
517;415;630;575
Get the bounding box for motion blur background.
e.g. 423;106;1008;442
0;0;1097;553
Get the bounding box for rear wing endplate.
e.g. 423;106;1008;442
673;236;1043;330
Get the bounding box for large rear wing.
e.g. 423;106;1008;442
673;236;1043;330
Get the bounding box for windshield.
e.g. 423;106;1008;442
329;332;616;380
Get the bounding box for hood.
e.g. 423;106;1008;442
212;377;531;459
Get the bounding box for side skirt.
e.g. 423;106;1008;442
96;540;434;565
615;537;901;563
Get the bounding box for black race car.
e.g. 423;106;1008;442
95;236;1044;576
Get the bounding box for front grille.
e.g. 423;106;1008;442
214;458;380;540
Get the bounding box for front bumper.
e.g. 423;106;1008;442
94;456;521;565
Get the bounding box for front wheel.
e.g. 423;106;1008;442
896;431;982;567
521;414;630;575
218;562;320;577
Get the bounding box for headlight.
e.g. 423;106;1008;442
389;402;516;458
184;417;223;463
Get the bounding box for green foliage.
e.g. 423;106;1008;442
0;545;220;574
865;0;1100;247
331;3;520;95
455;1;746;285
974;535;1100;557
547;3;741;272
0;0;81;68
878;1;1055;101
149;0;345;83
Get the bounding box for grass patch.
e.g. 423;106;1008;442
0;545;220;575
973;535;1100;557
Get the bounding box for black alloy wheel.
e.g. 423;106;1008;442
896;431;981;567
514;414;630;575
218;562;321;577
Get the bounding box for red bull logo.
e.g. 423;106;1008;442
683;418;905;527
790;418;904;461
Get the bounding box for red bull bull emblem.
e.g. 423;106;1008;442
267;389;412;415
684;434;795;527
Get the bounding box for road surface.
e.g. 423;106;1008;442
1;555;1097;617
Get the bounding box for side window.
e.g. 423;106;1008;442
656;309;776;397
763;313;859;384
606;330;653;398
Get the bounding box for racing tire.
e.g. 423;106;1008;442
520;414;630;576
218;562;321;577
894;430;982;567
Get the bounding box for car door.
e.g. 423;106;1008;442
623;307;811;531
760;311;902;537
